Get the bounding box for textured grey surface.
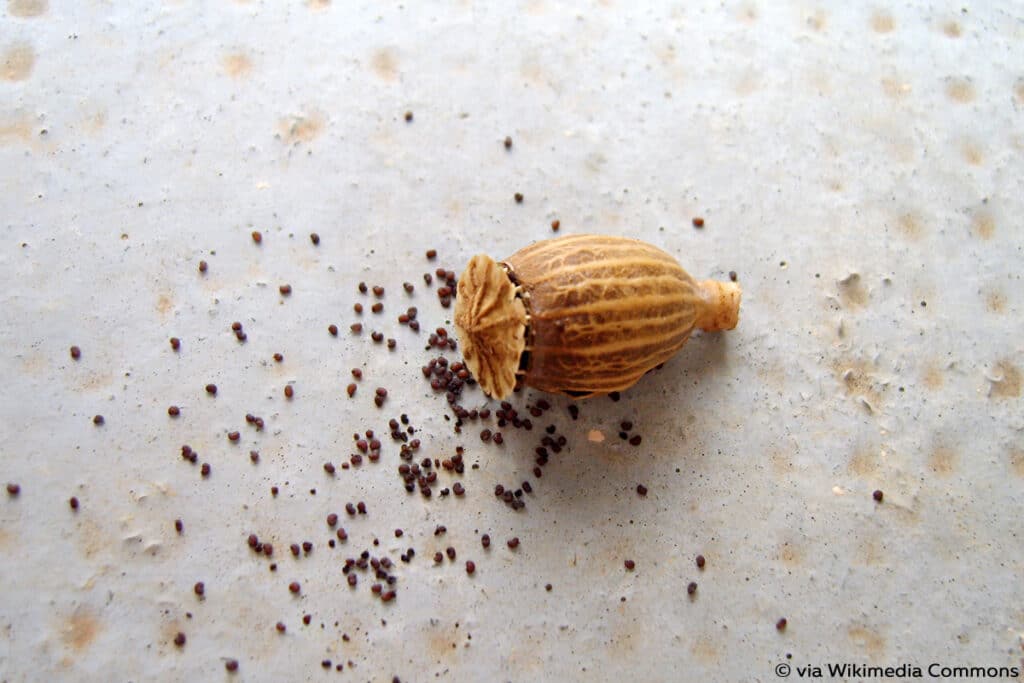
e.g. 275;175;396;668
1;1;1023;681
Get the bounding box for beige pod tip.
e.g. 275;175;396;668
454;234;741;400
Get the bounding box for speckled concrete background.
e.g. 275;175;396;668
1;1;1022;681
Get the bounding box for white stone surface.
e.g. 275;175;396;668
1;1;1022;681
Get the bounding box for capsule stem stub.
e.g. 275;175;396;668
695;280;742;332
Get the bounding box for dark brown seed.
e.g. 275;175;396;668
507;537;519;549
336;528;347;541
873;489;884;502
170;337;180;350
174;518;183;533
275;622;286;633
310;233;320;245
481;534;490;548
551;220;560;231
251;230;262;243
696;554;705;569
371;331;383;342
356;501;366;514
7;483;20;496
624;560;635;570
404;111;413;122
200;463;211;477
376;387;388;397
231;321;242;332
692;217;704;228
434;551;443;563
729;270;737;282
493;433;503;445
324;462;335;474
776;617;787;631
194;582;205;596
347;573;357;587
453;482;465;496
327;513;338;527
465;561;475;574
168;406;180;417
514;192;523;203
371;303;383;313
351;368;362;379
381;590;395;602
629;435;642;446
205;384;217;395
480;429;492;443
426;249;437;260
284;385;294;399
227;431;240;442
279;284;292;296
303;614;312;625
70;345;81;360
403;282;414;293
636;484;647;496
446;547;456;560
273;353;283;362
271;486;278;496
347;383;357;397
372;286;385;297
174;632;186;647
198;260;208;273
329;324;339;336
687;581;697;595
387;338;396;349
93;415;104;425
289;581;300;594
354;303;363;314
504;136;512;149
225;659;238;672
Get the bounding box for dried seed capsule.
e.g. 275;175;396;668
454;235;742;399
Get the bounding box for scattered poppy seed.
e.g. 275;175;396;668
387;338;396;349
347;383;357;397
7;483;20;496
175;519;183;533
358;282;368;294
404;111;413;122
426;249;437;260
692;217;704;228
284;385;294;399
324;462;335;474
275;622;286;633
507;537;520;549
551;219;560;231
466;561;475;574
371;303;383;313
200;463;211;477
446;547;456;560
279;284;292;296
687;581;698;595
514;192;523;203
327;513;338;527
546;583;552;591
394;529;403;538
504;136;512;149
198;260;208;273
170;337;180;350
231;322;242;332
482;534;490;548
168;406;180;417
434;552;443;563
225;659;238;672
403;282;414;293
329;324;339;336
636;484;648;496
205;384;217;395
93;415;104;425
251;230;262;243
696;554;705;569
629;435;642;446
873;489;884;502
372;286;385;297
70;345;81;360
624;560;635;570
273;353;283;362
289;582;300;594
776;618;787;631
729;270;737;282
194;582;205;596
303;614;312;625
227;431;240;442
310;233;320;245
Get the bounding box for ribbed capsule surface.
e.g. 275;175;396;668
505;234;704;397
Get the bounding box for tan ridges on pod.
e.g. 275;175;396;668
455;234;741;400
